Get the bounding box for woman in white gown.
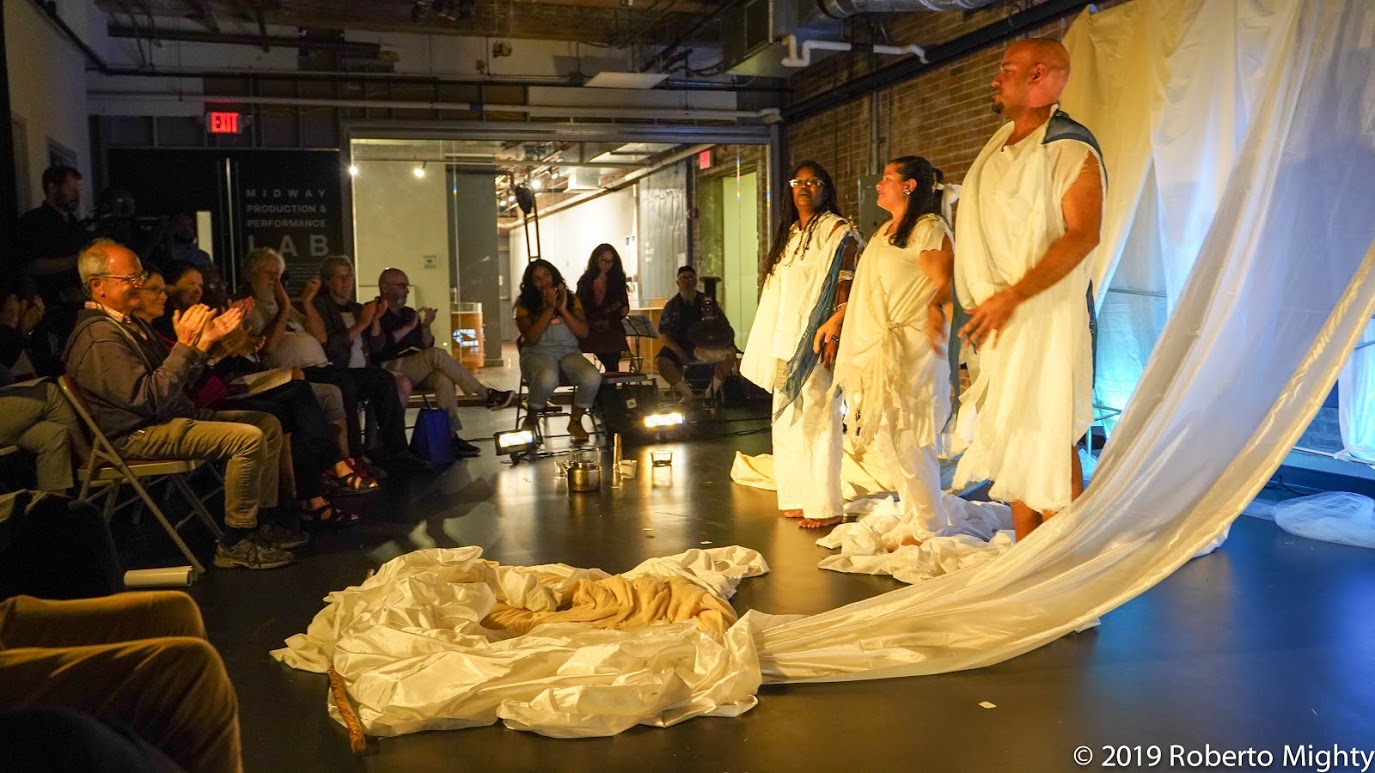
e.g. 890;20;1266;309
826;156;954;535
740;162;859;529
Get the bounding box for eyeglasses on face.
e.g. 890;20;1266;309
788;179;823;189
381;281;410;289
93;271;149;286
141;286;168;297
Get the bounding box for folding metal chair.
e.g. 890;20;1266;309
57;374;222;575
509;341;611;453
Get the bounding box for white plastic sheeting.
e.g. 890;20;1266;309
1069;0;1303;416
1273;492;1375;550
729;448;896;500
272;546;768;738
277;0;1375;736
816;495;1015;585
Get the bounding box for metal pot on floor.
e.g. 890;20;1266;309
567;451;602;493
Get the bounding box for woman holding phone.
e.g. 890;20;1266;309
515;259;602;443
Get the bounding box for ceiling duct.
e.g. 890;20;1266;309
819;0;998;16
564;168;608;191
722;0;999;75
722;0;842;76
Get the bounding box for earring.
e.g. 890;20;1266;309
903;189;911;196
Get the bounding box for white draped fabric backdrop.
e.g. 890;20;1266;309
1079;0;1375;458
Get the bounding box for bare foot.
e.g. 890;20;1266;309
799;516;843;529
781;509;805;519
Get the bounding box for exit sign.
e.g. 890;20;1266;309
207;112;241;134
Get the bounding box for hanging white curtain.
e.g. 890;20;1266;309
751;0;1375;682
1064;0;1301;416
1338;321;1375;463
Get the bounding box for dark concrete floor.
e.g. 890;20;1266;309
176;376;1375;772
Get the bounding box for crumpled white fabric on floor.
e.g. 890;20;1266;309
1273;492;1375;549
816;495;1015;584
271;546;768;738
729;448;896;500
747;0;1375;683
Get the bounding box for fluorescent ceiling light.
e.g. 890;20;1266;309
584;72;669;89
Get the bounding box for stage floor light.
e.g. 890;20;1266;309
494;428;538;460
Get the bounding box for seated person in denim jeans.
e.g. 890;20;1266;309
656;265;734;401
514;260;601;443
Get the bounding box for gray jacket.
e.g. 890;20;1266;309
63;310;207;440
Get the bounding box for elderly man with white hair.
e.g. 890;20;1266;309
63;239;297;569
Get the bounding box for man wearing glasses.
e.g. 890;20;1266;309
63;239;298;570
371;267;513;457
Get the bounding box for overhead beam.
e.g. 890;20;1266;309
182;0;220;32
106;25;380;55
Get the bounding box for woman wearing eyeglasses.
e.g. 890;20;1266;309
831;156;956;538
740;161;860;529
574;244;631;373
133;271;377;529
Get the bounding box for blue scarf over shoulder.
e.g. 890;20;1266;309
773;229;856;419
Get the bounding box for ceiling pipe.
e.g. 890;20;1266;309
106;25;383;55
93;65;785;93
637;0;745;73
779;33;926;68
88;91;783;123
820;0;998;18
348;156;653;169
783;0;1092;123
499;143;715;230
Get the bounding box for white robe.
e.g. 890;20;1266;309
834;215;952;454
740;212;853;389
953;111;1102;513
740;212;853;518
832;215;952;531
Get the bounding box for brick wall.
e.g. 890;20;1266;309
782;1;1124;218
1297;405;1344;454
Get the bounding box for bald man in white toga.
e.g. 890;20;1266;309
952;37;1106;541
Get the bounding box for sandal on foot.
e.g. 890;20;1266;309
299;501;361;529
332;466;380;495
